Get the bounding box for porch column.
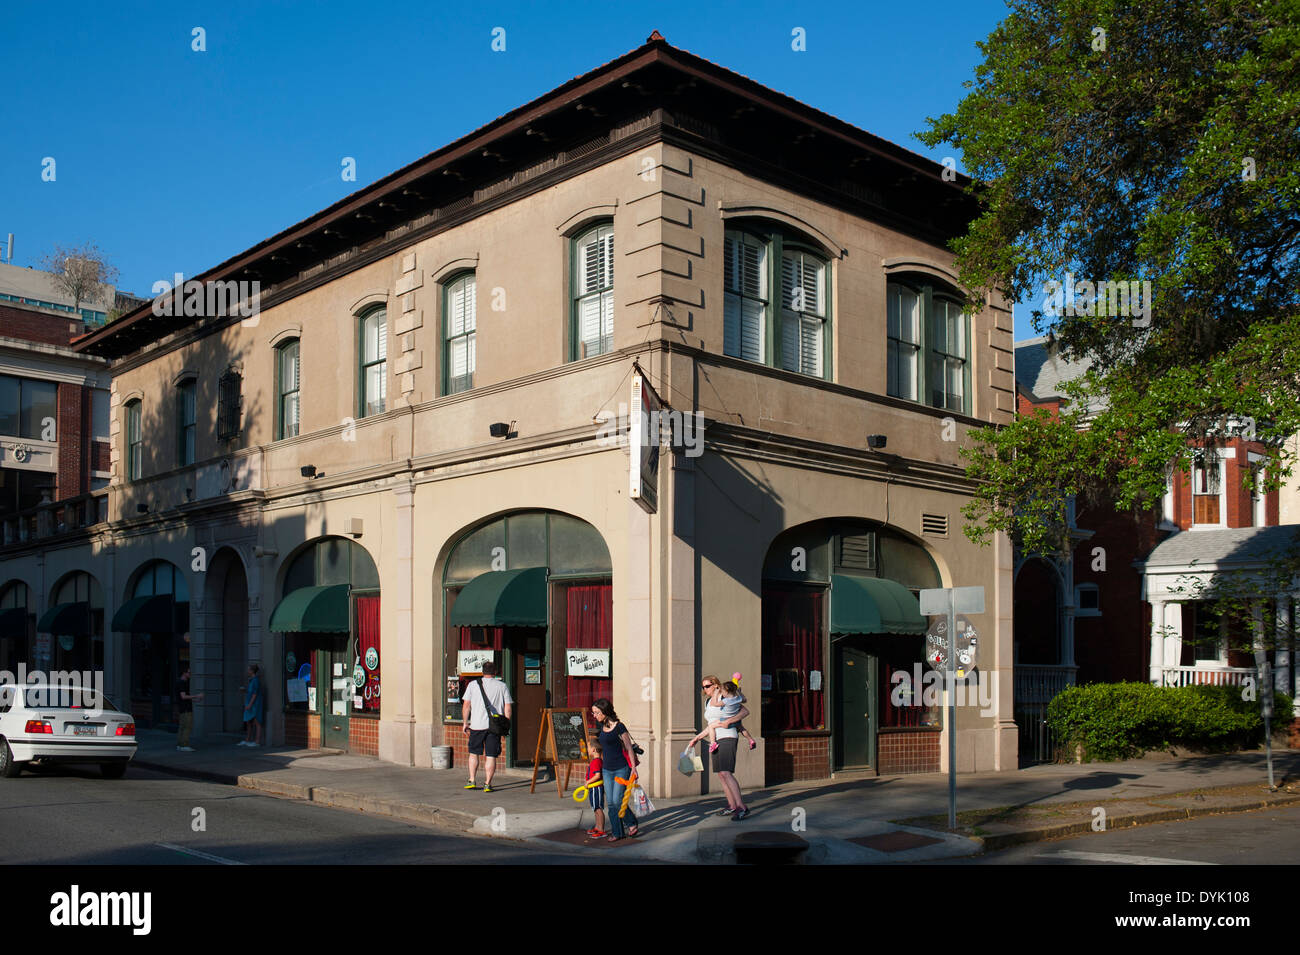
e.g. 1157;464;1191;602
1162;603;1183;682
1278;595;1295;696
1149;600;1166;684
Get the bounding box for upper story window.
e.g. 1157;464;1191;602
0;374;58;441
218;367;242;442
176;379;196;467
276;340;300;439
359;308;387;418
1191;451;1223;527
572;223;614;359
886;279;970;415
1075;583;1101;617
125;399;142;481
723;228;830;379
91;389;111;443
443;273;476;395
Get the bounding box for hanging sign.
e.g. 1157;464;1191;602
629;369;664;514
458;649;494;675
566;648;610;677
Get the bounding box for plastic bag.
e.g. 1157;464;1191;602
632;785;654;816
678;747;698;776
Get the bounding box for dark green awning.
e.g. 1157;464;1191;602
0;607;29;639
37;601;92;636
269;584;351;633
111;595;186;633
830;575;926;635
449;567;548;627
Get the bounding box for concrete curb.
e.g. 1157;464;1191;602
233;774;481;831
131;758;239;787
961;792;1300;853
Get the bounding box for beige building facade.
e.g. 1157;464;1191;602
0;36;1017;796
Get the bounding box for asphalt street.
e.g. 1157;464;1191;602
0;765;610;866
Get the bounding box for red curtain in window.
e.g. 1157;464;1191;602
565;583;612;712
761;586;824;731
355;596;381;713
880;661;921;728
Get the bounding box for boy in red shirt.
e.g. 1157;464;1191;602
584;740;607;837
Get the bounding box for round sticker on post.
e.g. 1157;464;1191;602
365;646;378;671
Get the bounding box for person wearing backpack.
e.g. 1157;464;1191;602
461;660;514;793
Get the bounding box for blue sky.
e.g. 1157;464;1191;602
1;0;1037;337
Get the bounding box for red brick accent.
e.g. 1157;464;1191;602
764;734;829;782
0;302;80;346
349;716;379;756
1288;718;1300;750
56;383;87;500
877;730;940;774
285;711;309;747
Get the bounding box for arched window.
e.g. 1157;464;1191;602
886;278;970;414
723;227;830;379
443;273;476;395
176;378;197;466
125;399;142;481
358;308;387;418
276;338;300;439
572;223;614;359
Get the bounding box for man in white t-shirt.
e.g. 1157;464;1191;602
460;660;514;792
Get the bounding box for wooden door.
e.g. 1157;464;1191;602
511;636;547;766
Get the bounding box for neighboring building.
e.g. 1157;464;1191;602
0;297;111;680
0;258;118;329
1013;337;1295;761
0;35;1020;794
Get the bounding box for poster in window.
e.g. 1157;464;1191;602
458;649;494;675
286;678;308;703
446;677;461;703
566;648;610;677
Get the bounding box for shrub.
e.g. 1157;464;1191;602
1045;682;1293;762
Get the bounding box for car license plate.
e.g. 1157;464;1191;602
72;725;98;736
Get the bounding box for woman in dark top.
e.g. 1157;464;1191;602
591;698;639;840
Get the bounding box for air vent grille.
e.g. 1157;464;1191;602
921;513;949;536
838;532;876;571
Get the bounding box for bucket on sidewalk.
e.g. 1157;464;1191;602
431;745;453;770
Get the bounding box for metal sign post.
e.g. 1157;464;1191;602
1255;650;1275;790
920;586;985;830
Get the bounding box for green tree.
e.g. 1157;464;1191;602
919;0;1300;555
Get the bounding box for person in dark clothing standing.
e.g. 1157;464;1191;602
591;698;639;841
176;661;204;752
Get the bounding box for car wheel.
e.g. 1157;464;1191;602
0;739;21;778
100;761;127;780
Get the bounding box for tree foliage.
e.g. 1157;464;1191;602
920;0;1300;555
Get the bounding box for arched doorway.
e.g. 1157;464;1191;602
441;511;612;767
0;580;34;676
39;572;105;676
115;560;190;727
761;519;942;782
221;557;249;733
270;537;380;754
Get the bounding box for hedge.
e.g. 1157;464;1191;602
1045;682;1295;762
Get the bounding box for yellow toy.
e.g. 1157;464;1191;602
616;772;637;818
572;774;603;803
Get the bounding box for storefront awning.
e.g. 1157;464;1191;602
449;567;548;627
0;607;29;639
830;575;926;635
111;595;186;633
37;601;93;636
269;584;351;633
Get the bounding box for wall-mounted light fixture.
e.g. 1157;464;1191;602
301;465;318;478
489;421;516;439
867;434;887;450
136;503;149;514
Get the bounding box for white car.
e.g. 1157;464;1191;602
0;684;137;779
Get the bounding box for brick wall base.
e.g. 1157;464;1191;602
1289;718;1300;750
349;717;378;756
878;730;940;775
764;734;829;783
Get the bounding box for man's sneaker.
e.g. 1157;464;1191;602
245;742;260;748
464;783;480;790
731;808;751;822
483;785;495;793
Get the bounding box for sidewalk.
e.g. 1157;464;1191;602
132;729;1300;863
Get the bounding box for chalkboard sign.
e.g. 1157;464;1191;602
529;708;591;796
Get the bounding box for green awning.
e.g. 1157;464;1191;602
0;607;29;639
830;575;926;635
37;601;92;636
269;584;351;633
449;567;548;627
111;595;186;633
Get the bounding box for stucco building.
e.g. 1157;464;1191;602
0;35;1019;795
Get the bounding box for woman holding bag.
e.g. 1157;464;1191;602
590;698;640;841
686;674;750;820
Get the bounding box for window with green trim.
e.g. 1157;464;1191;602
359;309;387;418
885;278;970;415
276;339;300;439
443;273;476;395
176;379;196;466
722;228;830;379
126;399;142;481
572;223;613;359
